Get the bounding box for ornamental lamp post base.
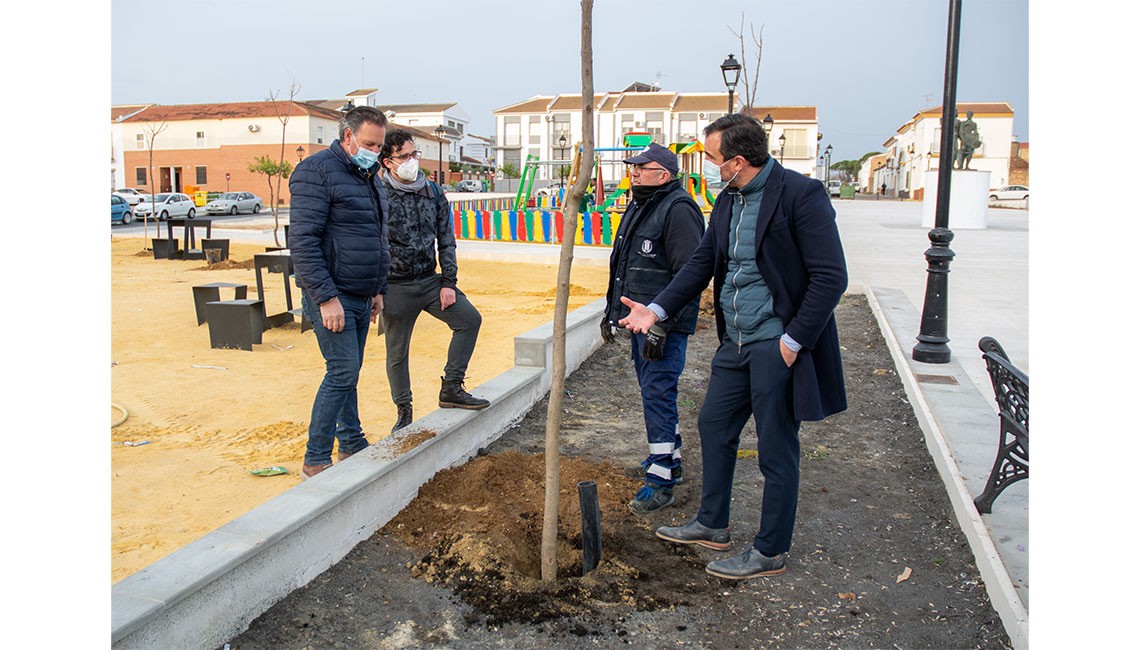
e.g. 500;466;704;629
912;226;955;364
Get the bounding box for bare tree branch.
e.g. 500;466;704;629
542;0;595;584
727;13;765;111
143;119;169;245
267;77;301;246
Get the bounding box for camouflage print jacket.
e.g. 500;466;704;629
380;175;458;288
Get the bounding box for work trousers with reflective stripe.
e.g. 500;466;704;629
631;331;689;487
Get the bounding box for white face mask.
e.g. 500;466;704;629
703;157;739;188
395;157;420;182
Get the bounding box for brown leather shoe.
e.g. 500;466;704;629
336;449;358;462
302;463;332;479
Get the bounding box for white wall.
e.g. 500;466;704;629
122;118;315;151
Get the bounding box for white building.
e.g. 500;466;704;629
110;104;150;190
870;102;1015;199
492;89;823;182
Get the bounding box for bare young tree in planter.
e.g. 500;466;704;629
141;118;169;249
541;0;595;584
267;78;301;248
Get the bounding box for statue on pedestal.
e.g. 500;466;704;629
953;111;981;170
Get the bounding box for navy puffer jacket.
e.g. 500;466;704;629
289;139;391;305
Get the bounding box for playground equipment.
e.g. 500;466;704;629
489;133;717;246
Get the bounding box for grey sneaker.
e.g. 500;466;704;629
630;484;674;514
705;548;787;580
655;516;732;551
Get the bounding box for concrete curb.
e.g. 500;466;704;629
865;287;1028;650
111;298;608;649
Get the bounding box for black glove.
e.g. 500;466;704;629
641;325;666;360
600;317;616;344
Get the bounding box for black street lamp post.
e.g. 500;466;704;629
824;144;833;186
720;54;741;114
913;0;963;364
778;133;786;164
434;125;446;186
296;145;305;162
558;134;568;189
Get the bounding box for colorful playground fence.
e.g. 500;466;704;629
451;208;621;246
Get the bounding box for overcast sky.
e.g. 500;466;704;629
111;0;1027;163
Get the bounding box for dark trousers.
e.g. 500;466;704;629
631;331;688;486
381;273;482;405
696;337;800;556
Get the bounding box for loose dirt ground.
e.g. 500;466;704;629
110;237;610;581
226;294;1012;649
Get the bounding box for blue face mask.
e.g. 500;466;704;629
348;133;379;169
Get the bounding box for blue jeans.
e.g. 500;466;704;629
631;331;689;487
301;290;373;465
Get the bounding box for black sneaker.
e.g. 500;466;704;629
705;548;787;580
630;484;674;514
392;403;413;432
655;516;732;550
439;377;490;410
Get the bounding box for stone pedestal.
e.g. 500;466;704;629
922;169;991;230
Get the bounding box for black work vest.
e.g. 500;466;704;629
605;182;702;334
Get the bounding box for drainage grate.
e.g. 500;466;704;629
914;373;959;385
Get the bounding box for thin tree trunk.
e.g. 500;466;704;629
541;0;594;584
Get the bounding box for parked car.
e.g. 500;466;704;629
989;185;1029;201
111;194;134;225
114;188;146;205
827;180;843;197
205;191;263;215
454;179;482;193
135;192;196;220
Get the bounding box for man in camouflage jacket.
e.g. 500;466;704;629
378;128;489;432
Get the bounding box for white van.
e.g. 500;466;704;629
827;180;842;197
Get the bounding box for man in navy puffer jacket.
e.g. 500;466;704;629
289;106;391;478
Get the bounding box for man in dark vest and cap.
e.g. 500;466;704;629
601;142;705;514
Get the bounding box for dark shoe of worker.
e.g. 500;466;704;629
392;403;413;432
705;548;787;580
656;516;732;551
439;377;490;410
623;460;683;484
301;463;332;479
629;484;674;514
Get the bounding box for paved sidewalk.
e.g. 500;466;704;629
836;198;1028;649
196;198;1030;647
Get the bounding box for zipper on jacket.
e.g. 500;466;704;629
730;192;746;352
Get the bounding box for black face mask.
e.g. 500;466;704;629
631;183;665;204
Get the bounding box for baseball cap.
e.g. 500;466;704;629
623;143;678;176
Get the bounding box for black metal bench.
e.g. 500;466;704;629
973;337;1029;514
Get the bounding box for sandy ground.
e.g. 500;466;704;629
110;237;610;582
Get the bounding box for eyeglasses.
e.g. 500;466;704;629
631;164;668;173
389;150;422;162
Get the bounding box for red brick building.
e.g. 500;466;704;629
117;100;447;205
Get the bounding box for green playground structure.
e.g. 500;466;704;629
511;132;716;215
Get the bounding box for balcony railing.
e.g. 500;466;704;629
772;144;812;159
